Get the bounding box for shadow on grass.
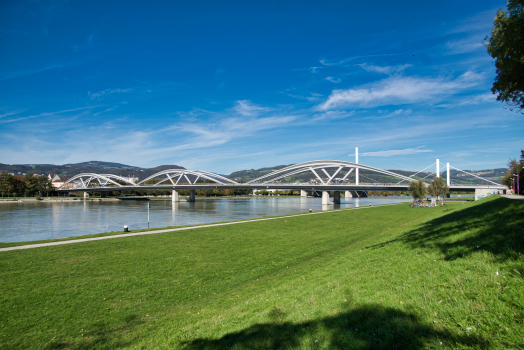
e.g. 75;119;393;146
44;314;144;349
368;197;524;264
182;304;482;349
399;197;524;262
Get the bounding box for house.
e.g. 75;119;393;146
51;179;73;189
48;174;61;182
121;176;139;184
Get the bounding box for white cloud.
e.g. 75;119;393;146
358;63;412;75
318;71;484;110
88;88;134;100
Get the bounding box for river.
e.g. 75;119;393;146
0;196;418;243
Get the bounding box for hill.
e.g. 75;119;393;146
0;161;185;180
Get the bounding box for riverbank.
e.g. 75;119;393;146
0;202;402;250
0;196;522;349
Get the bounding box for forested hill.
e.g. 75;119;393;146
228;165;292;182
0;161;185;180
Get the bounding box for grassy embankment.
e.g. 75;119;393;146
0;196;523;349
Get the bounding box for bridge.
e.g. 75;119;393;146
58;155;507;203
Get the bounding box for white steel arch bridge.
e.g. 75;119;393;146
58;159;507;203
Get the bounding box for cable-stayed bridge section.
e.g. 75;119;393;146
58;159;507;203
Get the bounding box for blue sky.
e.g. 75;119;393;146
0;0;522;174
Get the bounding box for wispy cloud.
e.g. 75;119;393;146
310;110;353;122
287;92;324;102
320;53;403;66
0;106;93;124
436;92;496;108
325;77;341;83
233;100;272;116
294;67;324;73
0;110;25;119
361;146;432;157
88;88;134;100
359;108;412;120
358;63;412;75
170;114;297;151
447;9;498;34
0;63;68;81
318;71;484;110
445;36;485;55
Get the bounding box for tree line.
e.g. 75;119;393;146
0;172;53;198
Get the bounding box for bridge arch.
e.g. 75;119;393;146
246;160;415;185
137;169;239;186
58;173;139;190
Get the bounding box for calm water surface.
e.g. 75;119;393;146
0;196;416;242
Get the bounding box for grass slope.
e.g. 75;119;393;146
0;196;522;349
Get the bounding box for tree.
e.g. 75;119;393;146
25;173;44;196
427;177;450;206
408;179;427;205
501;149;524;194
485;0;524;113
0;172;9;197
224;189;235;196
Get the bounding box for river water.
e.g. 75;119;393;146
0;196;417;243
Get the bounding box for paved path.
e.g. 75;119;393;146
502;194;524;201
0;203;403;252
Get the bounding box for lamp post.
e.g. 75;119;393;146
515;174;520;195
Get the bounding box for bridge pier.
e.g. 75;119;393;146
188;190;196;202
300;190;308;197
333;191;340;204
83;192;89;199
322;191;330;205
171;190;179;202
345;190;352;198
475;188;492;201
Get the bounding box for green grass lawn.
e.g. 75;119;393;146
0;196;522;349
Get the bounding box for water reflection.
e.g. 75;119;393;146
0;196;412;243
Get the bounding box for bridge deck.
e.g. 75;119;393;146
59;183;506;192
